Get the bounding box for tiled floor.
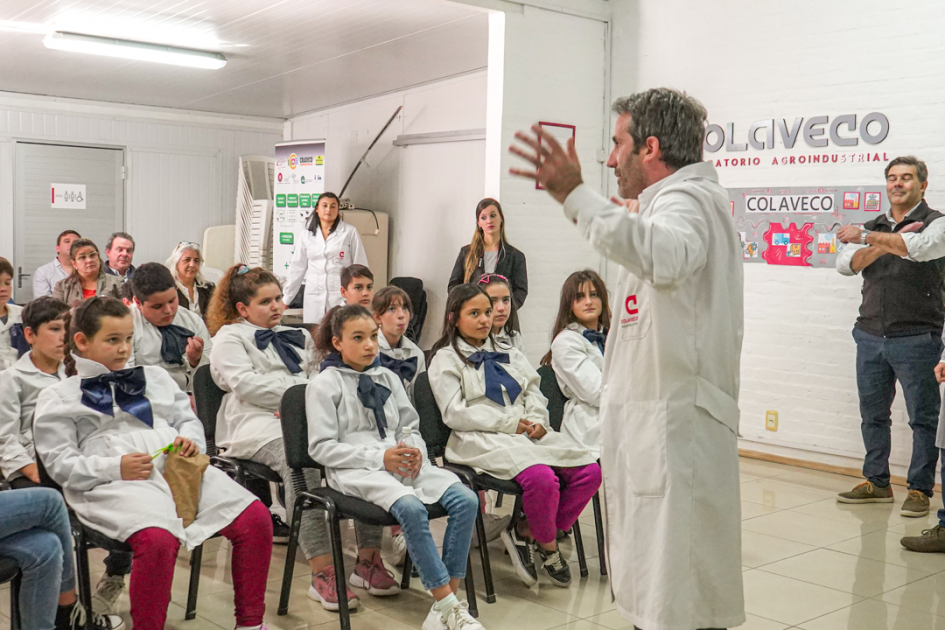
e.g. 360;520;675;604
2;458;944;630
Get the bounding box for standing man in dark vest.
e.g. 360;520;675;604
836;156;945;518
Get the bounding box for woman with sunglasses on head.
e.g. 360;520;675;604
51;239;124;307
448;198;529;309
166;242;216;325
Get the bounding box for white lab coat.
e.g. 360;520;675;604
307;360;460;512
378;331;426;404
428;337;595;480
282;220;368;324
0;352;66;480
209;321;315;459
127;305;212;394
562;161;745;630
33;357;256;549
0;304;24;370
550;324;602;459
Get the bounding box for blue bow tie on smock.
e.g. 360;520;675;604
582;329;606;353
320;354;391;439
80;366;154;427
10;324;29;358
466;351;522;406
158;324;195;365
379;354;418;383
255;328;305;374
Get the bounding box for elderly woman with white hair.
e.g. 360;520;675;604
165;241;217;325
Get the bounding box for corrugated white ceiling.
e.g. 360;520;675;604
0;0;489;118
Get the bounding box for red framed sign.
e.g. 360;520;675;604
536;121;576;190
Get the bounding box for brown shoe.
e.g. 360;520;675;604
900;525;945;553
837;481;894;504
900;490;931;517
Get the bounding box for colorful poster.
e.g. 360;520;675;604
865;192;881;211
817;233;837;254
273;140;326;280
843;192;860;210
762;222;814;267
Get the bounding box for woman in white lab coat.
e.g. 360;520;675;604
541;269;610;459
428;285;599;589
32;297;270;630
283;192;368;325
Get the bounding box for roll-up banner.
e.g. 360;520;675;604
273;140;326;279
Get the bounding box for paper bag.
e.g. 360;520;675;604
164;450;210;527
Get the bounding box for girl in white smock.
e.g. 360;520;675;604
427;285;600;589
542;270;611;459
208;264;391;612
0;257;26;369
32;297;271;630
308;305;484;630
283;192;368;324
372;286;426;404
479;274;526;357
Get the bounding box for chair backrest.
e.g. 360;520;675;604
537;365;566;432
193;365;226;447
414;371;451;458
390;276;427;343
279;384;321;470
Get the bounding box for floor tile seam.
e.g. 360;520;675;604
750;566;872;599
739;524;862;548
813;545;945;578
865;592;945;617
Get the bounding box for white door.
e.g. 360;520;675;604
14;142;124;302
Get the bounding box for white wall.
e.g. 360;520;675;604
286;72;488;348
612;0;945;475
0;92;283;269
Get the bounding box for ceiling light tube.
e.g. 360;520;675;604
43;31;226;70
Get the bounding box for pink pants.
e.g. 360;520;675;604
126;501;272;630
513;463;601;544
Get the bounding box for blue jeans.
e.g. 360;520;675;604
0;487;76;630
389;483;478;591
853;327;942;495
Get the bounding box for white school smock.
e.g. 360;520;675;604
209;321;315;459
562;161;745;630
127;305;212;394
282;220;368;324
427;337;595;480
307;361;459;512
0;352;65;480
377;331;426;404
550;323;603;459
494;330;526;357
33;357;256;549
0;304;24;370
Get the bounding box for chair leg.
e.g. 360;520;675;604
328;511;351;630
494;492;503;509
278;493;308;616
185;544;203;620
463;552;478;618
10;572;21;630
571;520;589;578
400;552;412;591
73;529;94;630
592;493;607;576
474;507;496;603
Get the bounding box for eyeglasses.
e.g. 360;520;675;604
478;274;508;285
177;241;200;249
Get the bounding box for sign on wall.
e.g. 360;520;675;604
273;140;326;277
730;185;889;268
51;183;86;209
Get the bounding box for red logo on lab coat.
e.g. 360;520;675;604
339;252;345;258
621;295;639;325
625;295;638;315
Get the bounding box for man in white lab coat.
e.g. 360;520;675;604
510;88;745;630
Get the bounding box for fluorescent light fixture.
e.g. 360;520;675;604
43;31;226;70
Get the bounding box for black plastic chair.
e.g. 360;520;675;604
1;553;22;629
537;365;607;576
276;384;479;630
414;371;593;602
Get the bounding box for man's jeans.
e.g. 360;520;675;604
854;327;941;495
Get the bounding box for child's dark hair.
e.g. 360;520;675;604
371;286;412;318
120;279;135;302
306;192;342;234
0;257;12;278
65;297;130;375
540;269;611;366
130;263;176;303
430;284;493;363
22;297;70;333
341;264;373;289
206;264;280;335
315;304;376;353
478;273;520;335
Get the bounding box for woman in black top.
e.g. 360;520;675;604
447;198;528;309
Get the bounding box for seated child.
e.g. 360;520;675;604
541;270;610;459
0;257;27;370
340;264;375;309
428;285;600;588
372;286;425;403
478;274;526;357
127;263;212;394
208;264;393;612
33;297;272;630
308;305;485;630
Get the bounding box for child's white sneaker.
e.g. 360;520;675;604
390;532;407;566
435;601;484;630
422;603;448;630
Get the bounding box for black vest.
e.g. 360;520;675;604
856;200;945;337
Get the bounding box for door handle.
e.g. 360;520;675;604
17;267;31;289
